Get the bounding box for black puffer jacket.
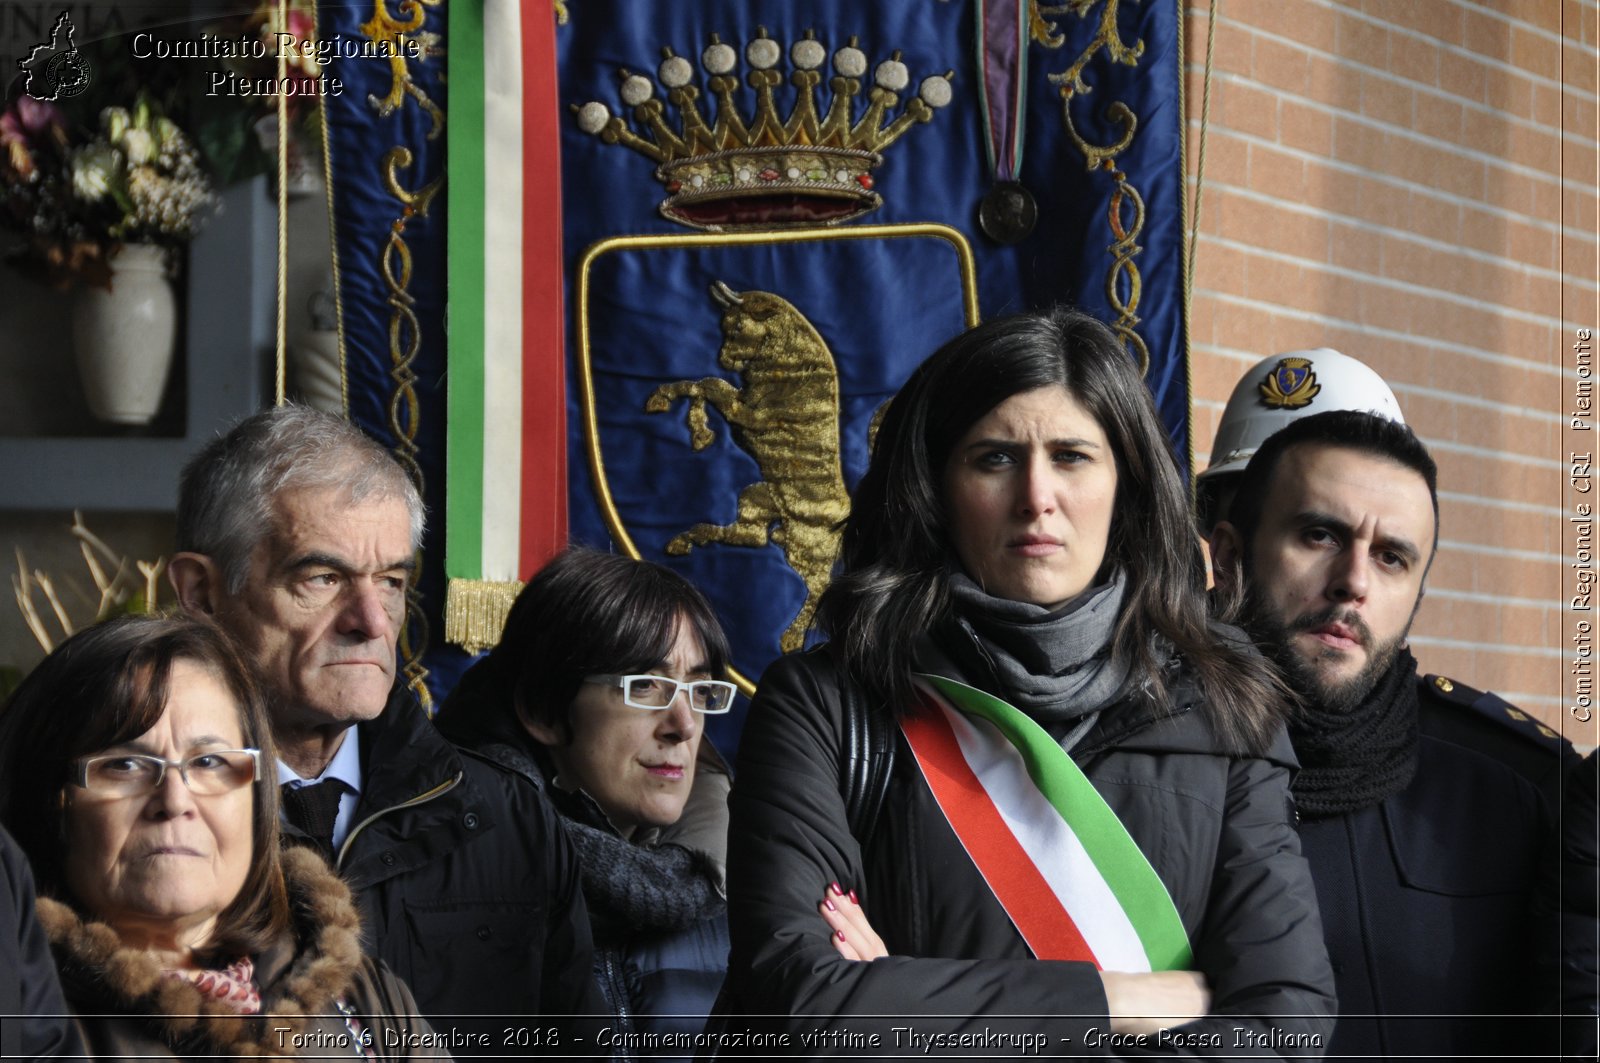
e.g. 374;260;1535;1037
724;643;1336;1057
284;686;601;1054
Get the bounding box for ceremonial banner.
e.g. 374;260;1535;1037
556;1;1189;754
323;0;1190;731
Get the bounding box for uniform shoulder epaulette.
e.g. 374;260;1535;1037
1419;673;1568;749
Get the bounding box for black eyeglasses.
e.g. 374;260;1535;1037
71;749;262;797
583;674;737;714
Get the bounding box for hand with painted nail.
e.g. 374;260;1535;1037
818;882;888;961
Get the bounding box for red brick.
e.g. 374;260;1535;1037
1207;15;1254;79
1389;31;1441;86
1252;34;1310;94
1464;8;1516;63
1193;239;1248;296
1361;70;1415;126
1511;24;1564;81
1408;189;1463;243
1499;0;1563;33
1336;8;1391;64
1354;172;1406;229
1483;65;1537;118
1380;0;1465;45
1227;197;1330;260
1192;127;1249;187
1566;187;1598;234
1462;105;1512;157
1307;54;1364;113
1329;219;1383;273
1507;217;1559;270
1482;166;1551;218
1280;100;1335;156
1564;93;1597;142
1248;142;1307;199
1564;141;1600;187
1413;91;1464;141
1216;78;1281;141
1439;49;1489;104
1243;253;1310;304
1524;271;1563;318
1209;296;1279;353
1227;0;1339;53
1510;122;1563;176
1333;115;1386;170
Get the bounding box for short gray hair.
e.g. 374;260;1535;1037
177;405;426;594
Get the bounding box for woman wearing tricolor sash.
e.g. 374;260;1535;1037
723;308;1336;1056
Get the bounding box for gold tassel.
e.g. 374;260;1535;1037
444;578;525;655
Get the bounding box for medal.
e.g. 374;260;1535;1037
979;180;1038;244
975;0;1036;244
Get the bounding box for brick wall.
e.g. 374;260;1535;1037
1184;0;1598;745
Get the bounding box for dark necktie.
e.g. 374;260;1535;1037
280;779;348;859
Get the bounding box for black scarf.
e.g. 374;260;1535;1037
563;820;726;946
1289;648;1420;818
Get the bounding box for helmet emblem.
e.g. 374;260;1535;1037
1258;357;1321;409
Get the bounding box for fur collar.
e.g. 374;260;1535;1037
36;847;364;1057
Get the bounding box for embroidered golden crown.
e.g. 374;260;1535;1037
574;28;954;231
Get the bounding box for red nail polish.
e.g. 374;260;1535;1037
849;889;859;904
836;930;846;942
824;899;836;912
830;881;842;895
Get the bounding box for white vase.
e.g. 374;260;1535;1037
71;244;177;426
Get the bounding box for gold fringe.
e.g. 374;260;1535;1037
444;578;525;655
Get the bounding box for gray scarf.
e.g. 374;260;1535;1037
948;569;1132;733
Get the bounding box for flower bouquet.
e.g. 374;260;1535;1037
0;92;215;289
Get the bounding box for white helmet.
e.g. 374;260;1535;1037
1198;348;1404;485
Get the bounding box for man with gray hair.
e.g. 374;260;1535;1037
169;405;599;1052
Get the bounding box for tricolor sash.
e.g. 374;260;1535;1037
444;0;568;652
901;674;1192;971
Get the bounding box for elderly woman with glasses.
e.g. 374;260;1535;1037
436;547;734;1060
0;615;446;1059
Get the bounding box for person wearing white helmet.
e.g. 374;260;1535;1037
1195;348;1404;536
1208;408;1577;1061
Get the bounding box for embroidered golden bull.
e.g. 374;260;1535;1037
646;282;850;652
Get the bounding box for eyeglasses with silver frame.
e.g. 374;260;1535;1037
71;749;263;797
583;674;737;715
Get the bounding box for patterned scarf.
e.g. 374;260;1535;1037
164;957;260;1014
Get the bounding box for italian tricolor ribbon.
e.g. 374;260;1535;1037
443;0;567;652
901;674;1192;971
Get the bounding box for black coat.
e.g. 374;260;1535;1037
1555;750;1598;1057
1296;674;1575;1062
281;686;603;1056
0;824;83;1059
724;645;1337;1057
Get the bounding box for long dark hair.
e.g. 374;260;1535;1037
0;614;290;957
816;306;1284;753
436;547;732;749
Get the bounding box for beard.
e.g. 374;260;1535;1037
1239;583;1411;714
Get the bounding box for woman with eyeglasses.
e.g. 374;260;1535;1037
436;547;735;1061
0;615;447;1059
